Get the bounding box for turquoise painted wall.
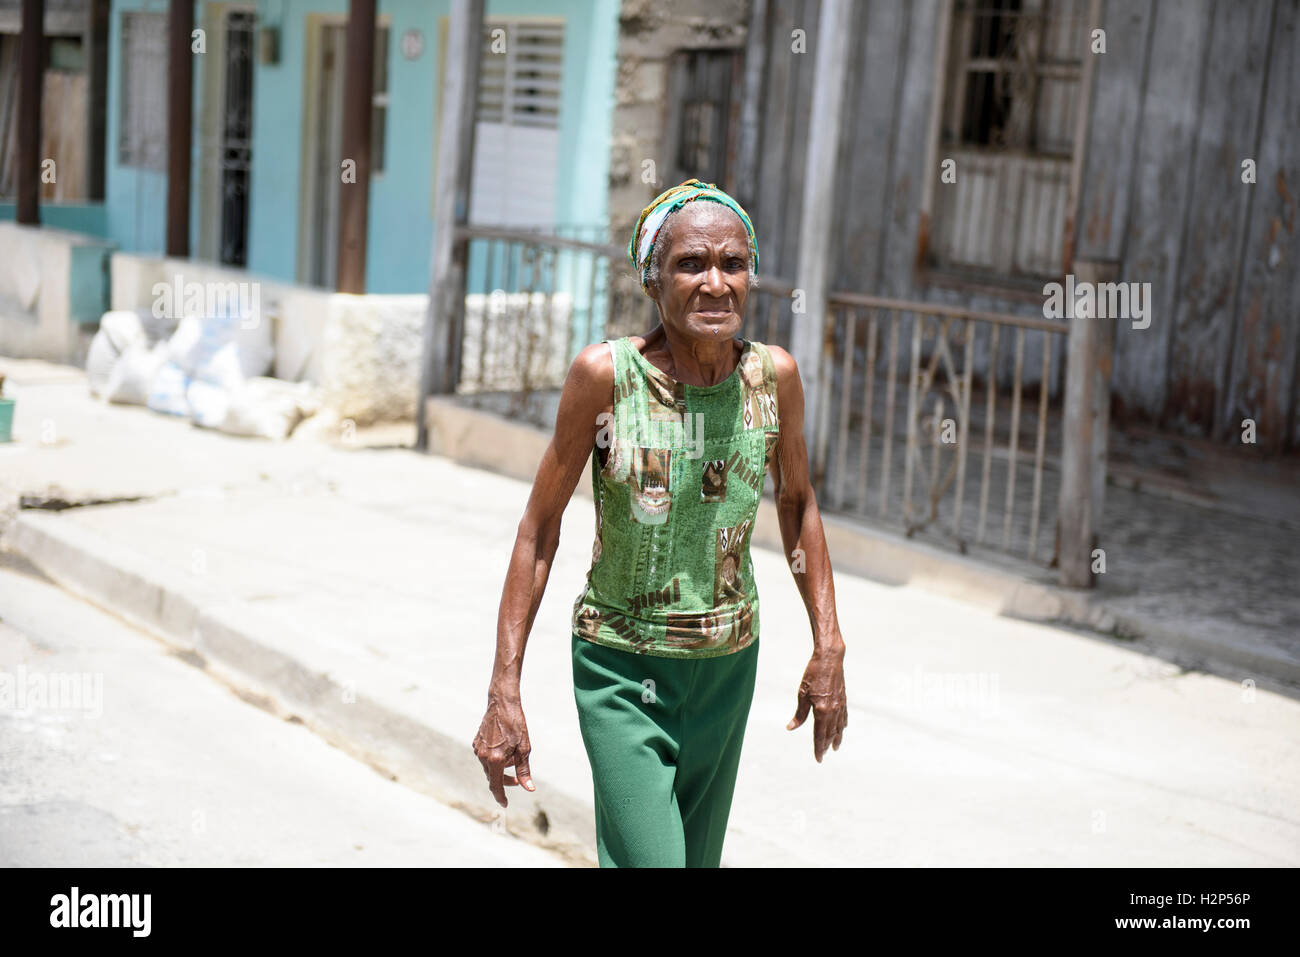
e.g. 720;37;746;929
104;0;620;296
0;203;108;236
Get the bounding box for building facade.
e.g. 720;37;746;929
102;0;618;293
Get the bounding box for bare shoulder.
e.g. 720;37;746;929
545;341;616;474
763;343;801;392
764;342;795;372
565;340;615;397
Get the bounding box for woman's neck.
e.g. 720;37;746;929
642;323;740;387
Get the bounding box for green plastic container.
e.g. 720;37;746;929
0;397;13;442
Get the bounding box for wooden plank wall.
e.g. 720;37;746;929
1110;0;1213;424
1224;0;1300;451
833;0;906;295
749;0;819;280
1168;1;1272;440
745;0;1300;451
1073;0;1299;452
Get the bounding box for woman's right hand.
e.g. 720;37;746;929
472;343;613;810
472;690;535;807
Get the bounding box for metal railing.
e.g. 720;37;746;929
756;285;1071;567
445;233;1073;568
452;225;654;414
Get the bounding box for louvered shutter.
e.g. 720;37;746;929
468;20;564;229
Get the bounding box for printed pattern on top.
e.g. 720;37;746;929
571;334;781;659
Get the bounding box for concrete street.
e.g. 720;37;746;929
0;550;562;867
1;357;1298;866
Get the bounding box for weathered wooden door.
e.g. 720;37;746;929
661;48;743;192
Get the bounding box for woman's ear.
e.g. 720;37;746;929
642;266;660;300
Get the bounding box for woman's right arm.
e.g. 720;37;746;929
473;341;613;808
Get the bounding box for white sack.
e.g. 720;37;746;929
86;311;146;398
219;377;322;440
103;340;169;407
146;360;192;417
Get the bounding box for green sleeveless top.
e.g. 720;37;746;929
570;335;780;659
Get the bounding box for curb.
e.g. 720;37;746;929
7;508;599;866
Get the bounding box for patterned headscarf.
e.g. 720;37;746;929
627;178;758;296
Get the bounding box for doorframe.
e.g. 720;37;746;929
197;1;257;263
296;11;392;286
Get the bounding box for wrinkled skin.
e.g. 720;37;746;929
473;691;533;807
473;202;848;806
788;644;848;762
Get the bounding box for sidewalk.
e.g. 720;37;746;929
438;390;1300;687
3;356;1299;866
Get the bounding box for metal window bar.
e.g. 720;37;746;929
1002;325;1024;549
977;321;1000;544
454;225;625;402
763;291;1072;567
833;309;856;509
1028;327;1052;557
856;310;879;515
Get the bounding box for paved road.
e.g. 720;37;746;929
0;551;564;867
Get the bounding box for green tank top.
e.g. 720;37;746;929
570;334;780;659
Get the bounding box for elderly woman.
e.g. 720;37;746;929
473;179;848;867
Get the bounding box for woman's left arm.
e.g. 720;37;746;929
765;344;848;763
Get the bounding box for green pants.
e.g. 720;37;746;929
571;632;759;867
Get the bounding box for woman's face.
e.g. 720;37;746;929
649;203;751;342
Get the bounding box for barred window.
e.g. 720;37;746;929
930;0;1087;282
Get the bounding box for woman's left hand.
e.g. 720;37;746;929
787;642;847;762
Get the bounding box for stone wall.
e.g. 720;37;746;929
109;253;427;426
606;0;749;338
